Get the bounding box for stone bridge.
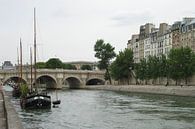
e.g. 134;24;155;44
0;69;105;89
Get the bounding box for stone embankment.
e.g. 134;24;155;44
85;85;195;97
0;91;6;129
0;85;24;129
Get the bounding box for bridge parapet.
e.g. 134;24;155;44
0;69;105;88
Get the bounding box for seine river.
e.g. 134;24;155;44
8;88;195;129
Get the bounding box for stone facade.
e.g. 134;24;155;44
0;69;105;89
127;17;195;62
127;34;139;63
1;61;15;70
138;39;144;61
144;37;151;59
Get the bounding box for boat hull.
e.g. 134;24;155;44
21;94;51;109
12;88;21;97
52;100;61;105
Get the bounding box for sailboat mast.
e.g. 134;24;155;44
30;47;33;92
20;38;23;83
34;8;37;90
17;47;20;84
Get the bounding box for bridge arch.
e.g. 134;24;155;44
36;75;57;89
64;76;82;89
3;76;27;85
86;78;105;85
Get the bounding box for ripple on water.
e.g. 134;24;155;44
9;90;195;129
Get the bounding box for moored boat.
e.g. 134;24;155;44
52;90;61;107
21;92;51;109
12;84;21;97
20;8;51;109
52;100;61;105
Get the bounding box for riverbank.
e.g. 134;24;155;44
0;91;6;129
0;86;24;129
84;85;195;97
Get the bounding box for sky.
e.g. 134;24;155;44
0;0;195;65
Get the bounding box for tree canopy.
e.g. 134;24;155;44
36;62;46;69
45;58;63;69
134;47;195;85
62;63;77;70
110;48;134;84
35;58;77;70
168;47;195;84
81;65;92;70
134;58;148;82
135;55;167;84
94;39;116;84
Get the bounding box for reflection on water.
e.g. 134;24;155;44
3;85;13;92
8;87;195;129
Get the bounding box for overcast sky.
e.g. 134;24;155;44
0;0;195;65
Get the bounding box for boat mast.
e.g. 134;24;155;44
20;38;23;84
17;47;20;84
30;47;33;92
34;8;37;91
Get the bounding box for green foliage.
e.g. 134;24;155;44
168;47;195;84
62;64;77;70
145;55;169;84
81;65;92;70
159;54;169;78
110;48;134;82
135;58;148;81
104;70;110;81
133;47;195;85
19;84;29;98
94;39;116;70
110;60;120;80
45;58;63;69
94;39;116;83
147;56;160;80
35;58;77;70
36;62;46;69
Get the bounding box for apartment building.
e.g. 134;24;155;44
180;18;195;51
171;21;181;48
127;17;195;62
164;32;172;57
150;30;158;57
144;37;151;59
127;34;139;63
139;23;155;61
157;23;172;57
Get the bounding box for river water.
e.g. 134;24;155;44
7;88;195;129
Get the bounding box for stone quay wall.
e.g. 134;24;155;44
2;91;24;129
84;85;195;97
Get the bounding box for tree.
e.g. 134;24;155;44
134;58;149;84
168;48;181;85
147;56;160;83
62;63;77;70
36;62;46;69
19;84;29;98
110;48;134;84
168;47;195;85
134;47;195;86
94;39;116;84
159;54;168;78
45;58;63;69
158;54;169;85
81;65;92;70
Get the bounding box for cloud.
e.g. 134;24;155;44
52;8;71;19
111;11;154;26
182;10;195;16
